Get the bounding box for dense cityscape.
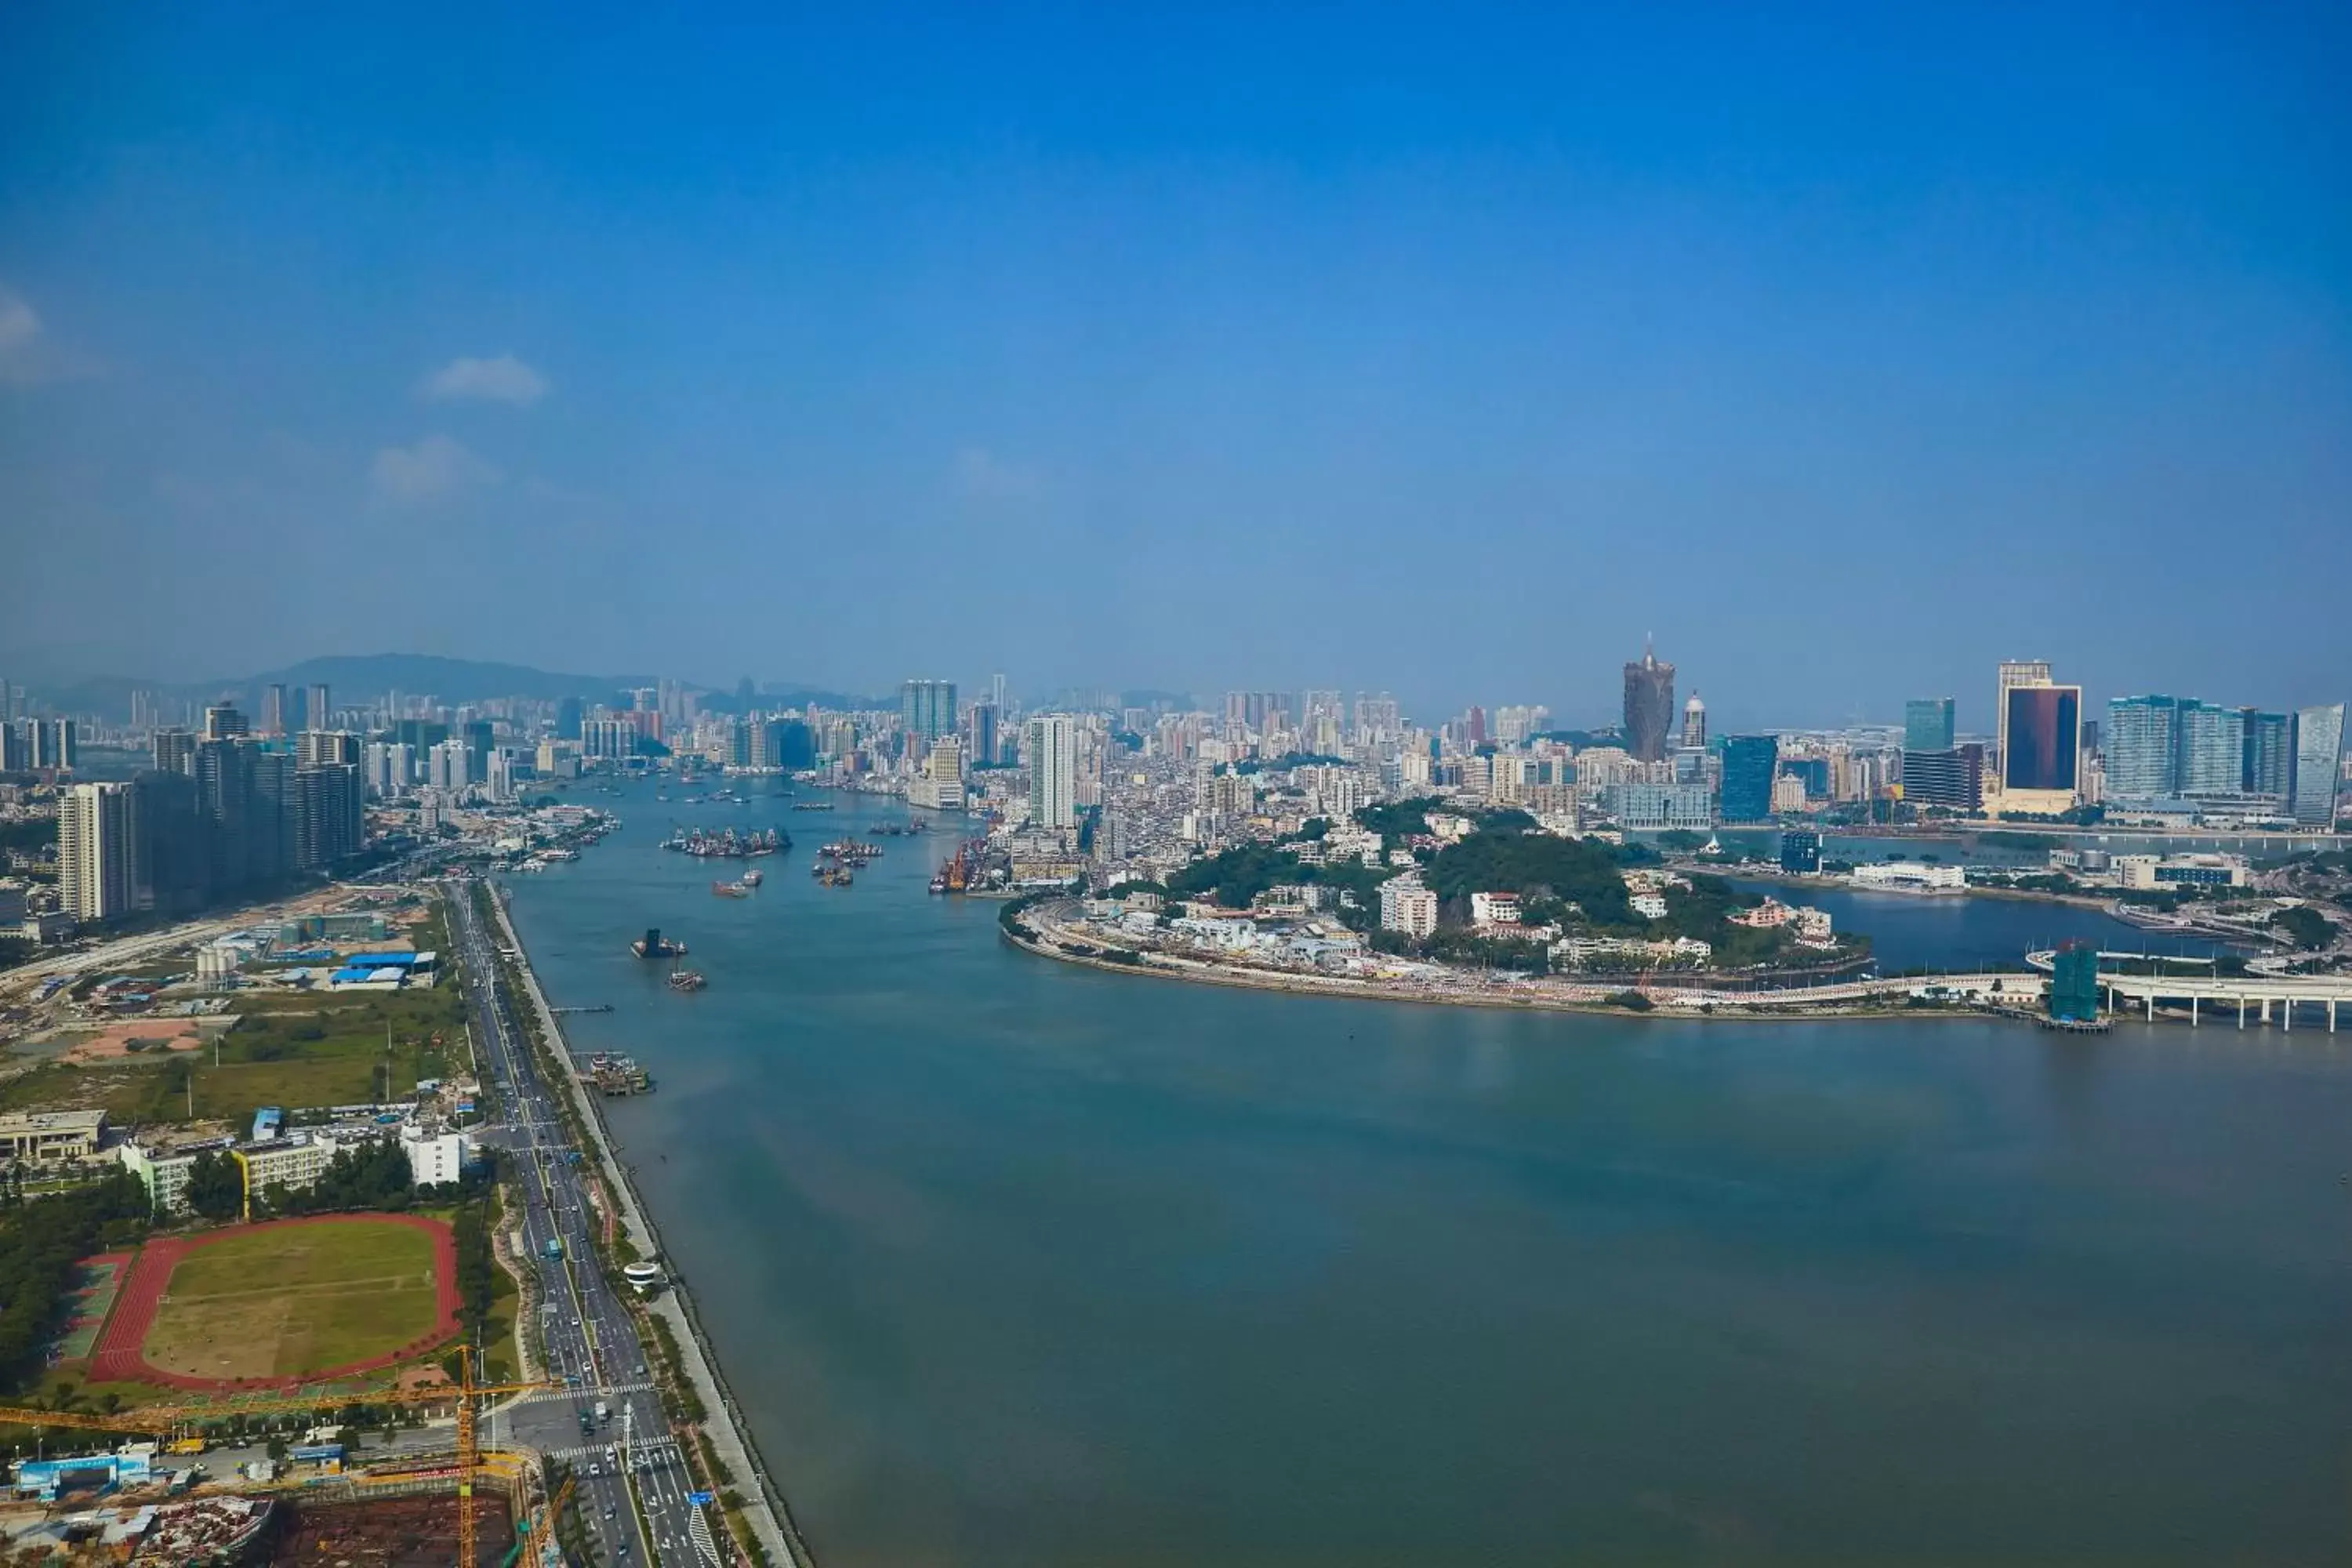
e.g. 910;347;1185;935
9;5;2352;1564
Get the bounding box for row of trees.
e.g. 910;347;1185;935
0;1172;151;1386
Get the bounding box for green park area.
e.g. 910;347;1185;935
141;1218;448;1381
0;986;471;1131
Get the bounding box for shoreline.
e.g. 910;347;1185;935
485;886;816;1568
1000;921;2034;1025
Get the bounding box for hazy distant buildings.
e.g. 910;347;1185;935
261;683;289;737
306;683;331;730
1621;643;1676;764
153;727;196;776
1904;698;1955;755
1027;713;1077;829
1719;735;1779;822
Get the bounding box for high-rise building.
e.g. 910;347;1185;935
1027;713;1078;829
1680;694;1707;751
297;730;362;768
1904;698;1955;756
60;782;140;923
26;719;75;771
2241;710;2292;799
900;680;957;745
153;728;196;776
1900;744;1984;812
1622;642;1676;764
556;696;584;741
306;684;331;731
261;684;289;737
0;723;22;772
967;702;1000;768
2104;696;2179;800
2290;704;2345;827
1719;735;1779;822
203;704;249;741
293;764;365;869
2174;701;2245;797
2000;678;2080;811
2048;942;2101;1024
1992;660;2052;789
133;769;210;916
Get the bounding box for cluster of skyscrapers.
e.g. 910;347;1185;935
55;702;368;924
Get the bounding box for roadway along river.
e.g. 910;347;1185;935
504;776;2352;1567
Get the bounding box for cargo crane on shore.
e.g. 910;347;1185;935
0;1353;564;1568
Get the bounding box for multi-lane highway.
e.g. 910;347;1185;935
451;884;715;1568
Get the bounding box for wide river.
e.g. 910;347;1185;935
505;777;2351;1566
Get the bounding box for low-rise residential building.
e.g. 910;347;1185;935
1629;891;1670;920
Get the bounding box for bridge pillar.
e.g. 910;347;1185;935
2238;997;2245;1029
2260;996;2270;1025
2284;999;2292;1033
2190;994;2198;1027
2146;992;2154;1022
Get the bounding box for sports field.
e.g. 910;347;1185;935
127;1216;458;1385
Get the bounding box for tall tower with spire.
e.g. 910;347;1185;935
1682;692;1707;751
1622;637;1677;763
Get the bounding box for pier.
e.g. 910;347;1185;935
552;1004;615;1015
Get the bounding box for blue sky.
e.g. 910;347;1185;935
3;3;2347;730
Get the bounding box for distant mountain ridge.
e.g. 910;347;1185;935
6;652;884;721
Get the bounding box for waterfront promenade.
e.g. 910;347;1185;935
486;887;811;1568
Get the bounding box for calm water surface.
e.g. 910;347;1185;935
506;779;2352;1566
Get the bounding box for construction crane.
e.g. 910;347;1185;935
0;1355;563;1567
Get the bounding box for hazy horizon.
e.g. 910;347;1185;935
5;5;2348;728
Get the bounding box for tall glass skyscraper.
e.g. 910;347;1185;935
1719;735;1779;823
2241;710;2292;797
1904;698;1955;755
900;679;958;744
2291;704;2344;826
2174;700;2245;797
2104;695;2180;800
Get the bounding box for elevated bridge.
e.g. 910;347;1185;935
2027;951;2352;1030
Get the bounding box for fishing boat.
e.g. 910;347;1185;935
740;867;764;887
668;967;707;993
712;880;751;898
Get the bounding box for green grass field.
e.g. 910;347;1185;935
142;1219;448;1381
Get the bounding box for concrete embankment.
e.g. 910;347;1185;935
486;890;816;1568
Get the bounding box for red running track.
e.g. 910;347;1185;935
90;1214;462;1392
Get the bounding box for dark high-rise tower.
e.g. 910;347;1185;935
1622;640;1676;763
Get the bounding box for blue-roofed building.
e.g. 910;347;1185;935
250;1107;284;1142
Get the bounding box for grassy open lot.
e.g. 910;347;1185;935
143;1219;447;1381
0;988;470;1127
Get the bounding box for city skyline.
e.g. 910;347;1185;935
5;7;2350;717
